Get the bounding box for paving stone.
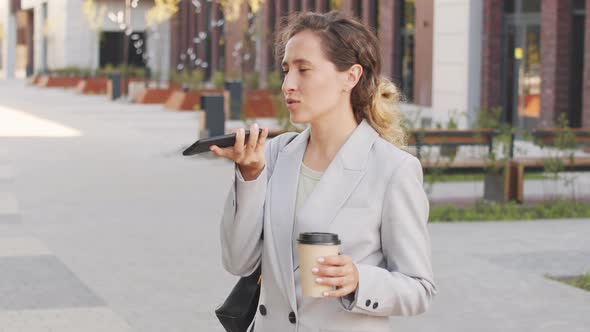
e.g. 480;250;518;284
0;256;104;310
0;193;18;215
0;237;53;257
0;165;13;183
0;307;134;332
0;193;19;224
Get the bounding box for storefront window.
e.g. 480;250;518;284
502;0;541;130
573;0;586;11
504;0;541;14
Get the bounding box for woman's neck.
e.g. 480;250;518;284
304;108;358;171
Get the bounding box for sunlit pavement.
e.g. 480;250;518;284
0;79;589;331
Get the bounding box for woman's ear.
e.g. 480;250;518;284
345;64;363;91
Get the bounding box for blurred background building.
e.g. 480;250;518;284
1;0;588;129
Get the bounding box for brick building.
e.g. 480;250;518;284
170;0;589;129
170;0;434;109
481;0;589;129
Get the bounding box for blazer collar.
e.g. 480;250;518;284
280;119;380;171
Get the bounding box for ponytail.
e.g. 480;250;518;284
363;78;407;148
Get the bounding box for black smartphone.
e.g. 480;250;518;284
182;129;263;156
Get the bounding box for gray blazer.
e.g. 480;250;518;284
220;120;436;332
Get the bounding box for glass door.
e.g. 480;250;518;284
570;2;586;128
503;14;541;131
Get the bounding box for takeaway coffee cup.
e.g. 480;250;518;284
297;232;341;297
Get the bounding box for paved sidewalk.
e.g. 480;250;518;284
0;79;589;331
1;141;134;330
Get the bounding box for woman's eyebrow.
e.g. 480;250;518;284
282;58;312;67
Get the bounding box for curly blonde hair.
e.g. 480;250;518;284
277;11;407;147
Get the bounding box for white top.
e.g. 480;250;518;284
292;162;324;308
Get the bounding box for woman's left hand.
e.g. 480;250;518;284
312;254;359;298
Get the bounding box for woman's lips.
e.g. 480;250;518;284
286;98;300;111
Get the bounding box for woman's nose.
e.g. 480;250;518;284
282;72;296;94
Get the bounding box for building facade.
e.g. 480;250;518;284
481;0;589;129
2;0;170;80
2;0;589;129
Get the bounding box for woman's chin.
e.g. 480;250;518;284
289;112;311;125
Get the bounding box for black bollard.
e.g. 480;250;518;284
224;80;242;120
201;95;226;137
109;73;121;100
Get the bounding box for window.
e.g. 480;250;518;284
330;0;341;11
355;0;363;20
99;31;146;68
268;0;276;72
573;0;586;12
399;0;415;102
281;0;289;17
504;0;541;14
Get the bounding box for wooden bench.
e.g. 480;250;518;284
269;128;507;173
532;128;590;147
506;128;590;202
267;127;515;200
507;157;590;202
408;128;506;160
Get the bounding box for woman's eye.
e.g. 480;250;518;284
299;68;309;72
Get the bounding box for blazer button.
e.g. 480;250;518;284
259;304;267;316
288;311;296;324
372;302;379;309
365;299;371;307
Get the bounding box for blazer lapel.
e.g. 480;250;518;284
297;119;379;235
269;127;310;310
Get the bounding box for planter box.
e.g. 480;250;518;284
483;173;507;202
104;77;144;99
243;89;275;118
38;76;81;88
76;78;109;94
440;146;458;159
134;87;178;104
29;75;41;85
122;77;144;95
165;89;229;116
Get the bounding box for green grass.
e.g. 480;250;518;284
430;200;590;222
547;273;590;292
424;173;547;183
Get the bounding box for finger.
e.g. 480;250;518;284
315;276;351;287
234;128;245;156
313;265;351;277
322;285;356;298
247;123;259;150
255;128;268;152
210;145;229;158
209;145;224;157
210;145;235;160
318;255;350;267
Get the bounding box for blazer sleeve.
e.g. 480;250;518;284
341;156;437;316
220;133;297;277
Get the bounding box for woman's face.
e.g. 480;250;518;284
281;30;350;124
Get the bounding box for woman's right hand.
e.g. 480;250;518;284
210;123;269;181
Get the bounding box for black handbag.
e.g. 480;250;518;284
215;265;261;332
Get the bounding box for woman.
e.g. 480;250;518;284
211;11;436;332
